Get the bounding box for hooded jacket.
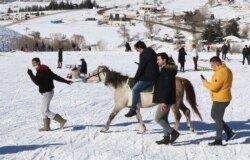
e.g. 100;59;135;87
29;64;70;94
203;64;233;102
153;64;178;105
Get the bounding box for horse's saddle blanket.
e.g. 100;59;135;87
127;78;154;93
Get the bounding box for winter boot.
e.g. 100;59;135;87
156;136;170;145
170;129;180;143
39;117;51;132
54;114;67;129
125;109;136;117
226;130;236;142
208;139;222;146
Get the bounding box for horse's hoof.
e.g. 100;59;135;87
187;127;195;132
100;128;108;133
137;131;145;134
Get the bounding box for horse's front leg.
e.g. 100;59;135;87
135;108;146;134
101;107;122;133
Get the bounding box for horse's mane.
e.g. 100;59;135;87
99;66;129;88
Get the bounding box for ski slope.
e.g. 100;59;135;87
0;50;249;160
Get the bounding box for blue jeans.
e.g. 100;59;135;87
131;81;154;110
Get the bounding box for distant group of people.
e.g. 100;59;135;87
27;40;236;146
177;44;199;72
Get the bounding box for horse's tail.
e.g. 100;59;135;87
181;78;203;121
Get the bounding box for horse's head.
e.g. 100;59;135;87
84;65;109;83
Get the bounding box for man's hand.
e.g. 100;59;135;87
161;103;166;112
27;69;33;76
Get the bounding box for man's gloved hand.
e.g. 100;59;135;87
67;81;73;85
27;69;33;75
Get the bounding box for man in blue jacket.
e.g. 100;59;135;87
125;41;159;117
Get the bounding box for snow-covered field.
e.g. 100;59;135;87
0;50;249;160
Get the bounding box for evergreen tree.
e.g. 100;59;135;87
202;24;216;43
225;19;239;37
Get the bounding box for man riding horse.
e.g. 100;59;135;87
125;41;159;117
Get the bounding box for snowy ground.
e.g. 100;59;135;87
0;50;249;160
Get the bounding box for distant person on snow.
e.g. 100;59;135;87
80;58;87;76
221;43;228;60
216;47;221;58
178;47;187;72
27;57;73;131
125;42;132;52
242;45;249;65
192;44;199;71
58;48;63;68
202;56;236;146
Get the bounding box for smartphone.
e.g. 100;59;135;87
200;74;205;80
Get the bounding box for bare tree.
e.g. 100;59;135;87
208;0;215;7
241;24;249;39
50;33;67;49
97;40;108;51
144;17;155;41
70;34;86;50
117;24;130;44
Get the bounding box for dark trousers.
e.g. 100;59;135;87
211;101;232;140
58;60;62;68
193;56;198;70
243;55;249;65
179;62;185;72
222;53;227;60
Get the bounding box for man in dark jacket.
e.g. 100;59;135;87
153;52;179;144
125;41;159;117
80;58;87;75
221;43;228;60
178;47;186;72
58;48;63;68
242;45;249;65
27;57;72;131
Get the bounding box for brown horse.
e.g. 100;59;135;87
85;66;202;133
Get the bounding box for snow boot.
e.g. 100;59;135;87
208;139;222;146
156;136;170;145
125;109;136;117
226;130;236;142
54;114;67;129
39;117;51;132
170;129;180;143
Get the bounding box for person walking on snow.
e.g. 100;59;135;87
27;57;73;131
192;44;199;71
242;45;249;65
153;52;180;145
202;56;236;145
178;47;187;72
58;48;63;68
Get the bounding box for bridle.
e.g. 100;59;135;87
84;69;105;82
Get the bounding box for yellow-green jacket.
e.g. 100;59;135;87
203;64;233;102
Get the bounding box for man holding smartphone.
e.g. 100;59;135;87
202;56;235;145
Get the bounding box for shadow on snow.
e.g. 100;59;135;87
0;143;64;155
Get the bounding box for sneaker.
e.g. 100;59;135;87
170;129;180;143
208;140;222;146
156;136;170;145
226;131;236;142
125;109;136;117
